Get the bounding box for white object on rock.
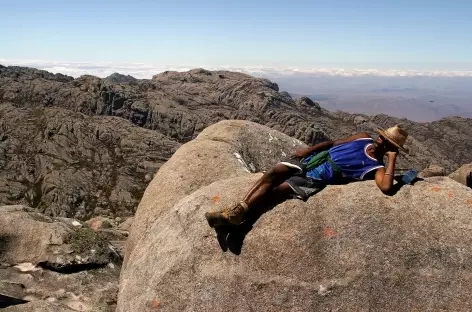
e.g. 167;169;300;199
71;221;82;227
14;262;40;272
318;284;332;296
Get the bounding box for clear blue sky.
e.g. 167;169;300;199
1;0;471;69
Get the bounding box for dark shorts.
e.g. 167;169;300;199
279;158;326;201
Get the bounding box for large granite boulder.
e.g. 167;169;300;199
119;121;472;312
449;163;472;188
123;120;306;265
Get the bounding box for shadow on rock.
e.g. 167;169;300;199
213;191;290;255
0;235;13;258
387;175;423;196
0;293;28;309
213;174;424;254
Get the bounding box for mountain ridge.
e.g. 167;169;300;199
1;64;471;218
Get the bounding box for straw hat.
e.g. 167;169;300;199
376;125;408;152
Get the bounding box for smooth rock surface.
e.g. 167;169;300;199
119;121;472;312
123;120;306;265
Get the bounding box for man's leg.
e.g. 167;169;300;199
268;182;298;203
205;162;301;227
242;163;299;208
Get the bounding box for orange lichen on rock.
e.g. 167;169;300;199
323;227;337;237
151;300;161;308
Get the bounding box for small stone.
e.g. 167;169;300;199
72;221;82;227
64;300;89;311
54;289;66;297
419;165;446;178
318;284;331;296
23;295;41;301
86;216;114;231
117;217;134;232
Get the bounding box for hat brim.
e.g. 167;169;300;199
376;129;407;153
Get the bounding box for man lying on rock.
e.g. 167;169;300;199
205;125;408;228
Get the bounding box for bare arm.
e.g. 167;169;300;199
375;152;398;194
291;133;370;159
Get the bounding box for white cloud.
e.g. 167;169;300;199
1;58;472;78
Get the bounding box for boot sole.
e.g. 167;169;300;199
205;212;238;228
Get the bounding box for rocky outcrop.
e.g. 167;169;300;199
419;165;446;178
0;103;179;219
0;205;117;268
119;120;472;312
338;113;472;173
449;163;472;188
1;65;472;218
0;265;119;311
3;301;75;312
0;205;122;311
296;96;321;110
2;65;471;169
103;73;137;85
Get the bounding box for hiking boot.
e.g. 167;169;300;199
205;202;249;228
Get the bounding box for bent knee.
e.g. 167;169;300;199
263;163;297;182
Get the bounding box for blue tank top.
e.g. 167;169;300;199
305;138;384;183
328;138;384;180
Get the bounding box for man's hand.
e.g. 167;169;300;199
384;141;399;157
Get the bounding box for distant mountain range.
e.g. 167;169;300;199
1;64;471;219
290;91;472;122
273;74;472;121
